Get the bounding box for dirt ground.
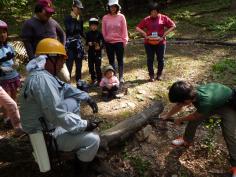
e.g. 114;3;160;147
0;42;236;177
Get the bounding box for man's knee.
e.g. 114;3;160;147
87;132;100;147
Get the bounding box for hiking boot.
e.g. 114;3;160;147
74;158;91;177
230;167;236;177
171;137;192;147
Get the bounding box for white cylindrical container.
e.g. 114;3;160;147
29;131;51;172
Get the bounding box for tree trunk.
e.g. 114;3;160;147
100;101;164;150
231;0;236;9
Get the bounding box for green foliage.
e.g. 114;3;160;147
168;0;234;37
0;0;29;12
203;117;221;153
212;58;236;74
126;155;151;177
209;17;236;34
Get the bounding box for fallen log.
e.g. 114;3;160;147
100;101;164;150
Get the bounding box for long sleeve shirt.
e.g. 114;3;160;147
19;69;90;135
102;13;128;46
99;76;119;88
64;15;84;39
0;43;19;80
21;17;66;60
86;30;104;56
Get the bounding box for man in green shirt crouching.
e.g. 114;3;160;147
161;81;236;177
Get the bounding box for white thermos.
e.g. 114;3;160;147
29;131;51;172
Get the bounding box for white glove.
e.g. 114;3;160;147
0;66;13;72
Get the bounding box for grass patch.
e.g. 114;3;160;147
212;58;236;74
124;153;151;177
212;58;236;85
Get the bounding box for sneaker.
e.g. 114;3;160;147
230;167;236;177
119;78;125;84
156;75;162;81
171;137;191;147
149;77;154;82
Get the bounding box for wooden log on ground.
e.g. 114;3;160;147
100;101;164;150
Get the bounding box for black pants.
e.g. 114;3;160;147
144;44;166;78
88;51;102;82
66;46;83;81
102;86;119;97
105;42;124;80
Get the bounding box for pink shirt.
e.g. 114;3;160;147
99;76;120;88
137;14;176;45
102;13;129;46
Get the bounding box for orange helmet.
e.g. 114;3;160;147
35;38;67;59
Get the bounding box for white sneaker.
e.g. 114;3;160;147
172;137;185;146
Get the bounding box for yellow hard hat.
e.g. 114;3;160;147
35;38;67;59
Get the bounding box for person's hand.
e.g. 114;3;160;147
157;37;165;41
142;32;148;38
95;42;100;50
85;119;101;131
0;66;13;72
174;118;184;126
87;98;98;113
107;84;113;89
159;113;169;120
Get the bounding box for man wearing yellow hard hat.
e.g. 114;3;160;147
19;38;100;176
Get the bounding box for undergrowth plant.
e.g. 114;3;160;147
203;117;221;153
123;149;151;177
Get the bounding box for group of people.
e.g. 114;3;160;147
0;0;235;176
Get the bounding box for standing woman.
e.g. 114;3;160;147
102;0;128;83
64;0;85;82
136;2;176;82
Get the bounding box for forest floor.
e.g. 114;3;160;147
0;42;236;177
1;0;236;176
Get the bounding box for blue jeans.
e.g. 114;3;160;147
105;42;124;80
144;44;166;78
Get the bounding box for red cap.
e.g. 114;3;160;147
37;0;55;13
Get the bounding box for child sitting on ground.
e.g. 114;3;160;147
86;17;104;86
0;20;21;130
99;65;119;101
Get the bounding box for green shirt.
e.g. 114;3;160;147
194;83;233;115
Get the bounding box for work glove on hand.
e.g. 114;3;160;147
6;52;14;60
85;119;101;131
0;66;13;72
87;98;98;113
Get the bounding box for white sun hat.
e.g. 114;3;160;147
108;0;121;9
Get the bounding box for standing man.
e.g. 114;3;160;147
21;0;69;82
